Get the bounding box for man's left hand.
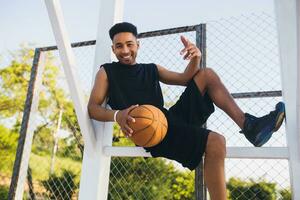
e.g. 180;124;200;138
180;35;202;60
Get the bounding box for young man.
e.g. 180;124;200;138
88;22;285;200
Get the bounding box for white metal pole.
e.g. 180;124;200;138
274;0;300;199
78;0;124;200
103;146;289;159
44;0;96;150
14;52;46;200
44;0;124;199
50;109;63;174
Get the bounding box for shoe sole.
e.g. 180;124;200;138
273;102;285;132
255;102;285;147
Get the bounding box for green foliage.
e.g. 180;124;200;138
0;185;9;200
171;172;195;200
227;177;278;200
279;188;292;200
0;125;18;150
41;170;77;200
0;47;33;130
31;126;54;155
57;137;82;161
0;125;18;173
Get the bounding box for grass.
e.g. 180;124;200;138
29;153;82;183
0;152;82;182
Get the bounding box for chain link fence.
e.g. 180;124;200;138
0;12;291;199
206;12;290;199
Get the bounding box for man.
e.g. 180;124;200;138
88;22;285;200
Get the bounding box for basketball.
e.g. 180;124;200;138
127;105;168;147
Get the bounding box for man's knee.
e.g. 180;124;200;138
194;68;219;88
205;132;226;159
194;67;215;78
204;67;220;83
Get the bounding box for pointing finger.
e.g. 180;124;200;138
180;35;189;47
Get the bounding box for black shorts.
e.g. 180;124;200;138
145;80;215;170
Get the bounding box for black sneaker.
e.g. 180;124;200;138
240;102;285;147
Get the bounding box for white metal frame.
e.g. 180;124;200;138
44;1;122;199
274;0;300;199
42;0;300;199
14;52;46;200
103;146;289;159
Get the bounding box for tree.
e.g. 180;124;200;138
227;177;279;200
0;46;83;159
0;125;18;173
279;188;292;200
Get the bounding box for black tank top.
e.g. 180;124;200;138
102;62;165;111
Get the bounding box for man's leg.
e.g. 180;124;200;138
193;68;285;147
204;132;227;200
193;68;245;128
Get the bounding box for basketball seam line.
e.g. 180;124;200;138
142;109;160;147
132;123;153;135
140;105;167;129
132;116;167;129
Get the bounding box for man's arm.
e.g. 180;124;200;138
87;67;115;121
157;36;201;86
87;67;137;136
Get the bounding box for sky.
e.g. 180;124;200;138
0;0;274;52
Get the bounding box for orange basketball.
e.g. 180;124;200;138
127;105;168;147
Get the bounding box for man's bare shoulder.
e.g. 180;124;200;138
96;66;108;80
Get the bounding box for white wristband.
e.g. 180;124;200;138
113;110;119;122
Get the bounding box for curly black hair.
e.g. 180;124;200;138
109;22;138;40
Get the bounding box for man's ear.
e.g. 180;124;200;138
111;45;115;52
137;40;140;49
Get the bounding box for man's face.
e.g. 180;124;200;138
111;32;139;65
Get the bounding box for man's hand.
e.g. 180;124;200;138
116;104;139;137
180;35;202;60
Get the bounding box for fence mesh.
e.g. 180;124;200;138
206;12;290;199
0;12;291;199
